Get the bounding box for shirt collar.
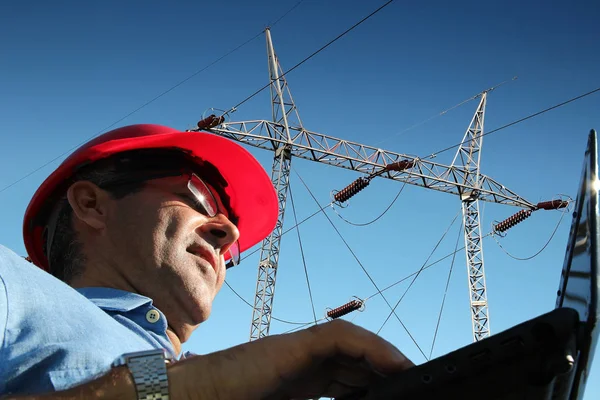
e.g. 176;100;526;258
76;287;177;359
76;287;153;312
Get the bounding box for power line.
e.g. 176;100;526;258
264;198;565;334
373;76;518;147
239;86;598;293
282;318;328;335
426;86;600;160
232;199;565;329
375;209;461;336
430;219;463;359
289;185;318;325
332;180;408;227
234;208;469;325
269;0;306;27
229;0;396;111
294;169;429;361
240;202;334;262
223;281;313;325
492;199;571;261
0;2;306;195
365;232;493;300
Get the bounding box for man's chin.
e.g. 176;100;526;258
191;300;212;325
177;315;208;343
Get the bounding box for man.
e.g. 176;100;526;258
0;124;412;399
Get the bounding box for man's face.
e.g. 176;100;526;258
104;173;239;333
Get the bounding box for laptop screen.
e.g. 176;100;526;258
556;129;599;399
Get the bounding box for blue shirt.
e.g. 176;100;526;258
0;244;177;396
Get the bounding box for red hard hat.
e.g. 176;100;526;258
23;124;278;271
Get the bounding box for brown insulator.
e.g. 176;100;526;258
197;114;224;130
327;300;363;319
494;209;533;233
536;200;569;210
385;160;415;172
333;177;370;203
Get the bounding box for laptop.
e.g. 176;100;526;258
345;129;599;400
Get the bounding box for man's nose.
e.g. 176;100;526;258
199;213;240;253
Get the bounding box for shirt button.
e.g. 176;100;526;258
146;309;160;323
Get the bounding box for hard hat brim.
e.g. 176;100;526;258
23;124;278;271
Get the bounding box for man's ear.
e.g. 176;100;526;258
66;181;112;230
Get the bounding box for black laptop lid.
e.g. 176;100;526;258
556;129;600;399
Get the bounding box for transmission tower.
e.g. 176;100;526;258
245;28;304;340
190;29;552;343
451;93;490;341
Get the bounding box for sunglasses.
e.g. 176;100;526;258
185;173;240;269
98;170;240;269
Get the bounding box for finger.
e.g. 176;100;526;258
334;353;394;378
329;361;376;387
282;355;382;398
285;379;367;400
321;381;368;399
303;320;414;374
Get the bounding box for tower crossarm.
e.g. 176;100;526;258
200;120;535;209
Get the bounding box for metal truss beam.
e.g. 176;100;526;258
457;94;490;341
206;120;534;209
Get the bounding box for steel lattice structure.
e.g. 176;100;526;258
453;94;491;341
251;145;292;340
190;28;536;343
248;29;302;340
209;119;534;209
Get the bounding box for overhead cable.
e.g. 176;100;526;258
289;185;319;325
223;281;313;325
240;202;334;262
332;180;408;227
228;0;396;112
0;2;306;195
269;0;306;27
492;197;572;261
375;209;462;335
294;169;429;361
374;76;518;146
429;220;463;359
426;86;600;160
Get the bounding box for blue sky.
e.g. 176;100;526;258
1;0;599;397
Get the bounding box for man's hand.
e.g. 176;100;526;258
168;319;413;399
1;320;412;400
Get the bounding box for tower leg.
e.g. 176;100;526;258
250;146;292;341
461;196;490;341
